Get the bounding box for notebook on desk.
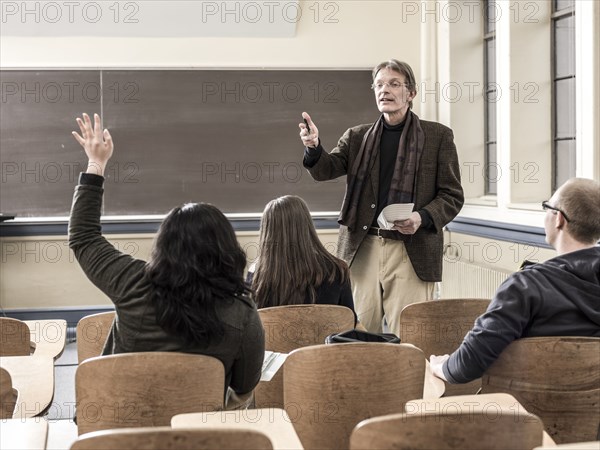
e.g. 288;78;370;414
260;351;288;382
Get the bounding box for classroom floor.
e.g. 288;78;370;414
46;341;78;450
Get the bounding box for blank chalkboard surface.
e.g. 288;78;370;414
0;69;378;217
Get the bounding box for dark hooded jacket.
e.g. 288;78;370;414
443;246;600;384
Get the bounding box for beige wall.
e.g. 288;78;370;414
0;1;421;70
1;229;556;310
0;230;339;310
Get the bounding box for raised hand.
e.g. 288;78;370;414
72;113;113;176
299;111;319;148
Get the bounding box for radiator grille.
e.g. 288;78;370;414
440;260;511;299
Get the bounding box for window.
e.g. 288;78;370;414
484;0;497;195
552;0;576;189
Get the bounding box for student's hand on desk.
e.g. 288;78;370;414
429;354;449;381
72;113;113;177
299;111;319;148
393;211;421;234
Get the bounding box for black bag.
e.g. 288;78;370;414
325;329;400;344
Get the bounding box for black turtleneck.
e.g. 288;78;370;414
303;119;433;230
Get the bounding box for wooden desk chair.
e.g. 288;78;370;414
481;336;600;444
400;298;490;396
25;319;67;359
534;442;600;450
0;418;48;450
0;317;31;356
75;352;225;435
284;343;425;450
255;304;355;408
70;427;273;450
76;312;115;364
0;367;17;419
405;393;557;447
172;408;303;450
349;407;544;450
0;355;55;418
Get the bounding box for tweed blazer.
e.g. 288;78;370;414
306;119;464;282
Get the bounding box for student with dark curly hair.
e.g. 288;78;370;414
69;113;264;402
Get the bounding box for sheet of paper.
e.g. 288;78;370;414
260;351;289;382
377;203;414;229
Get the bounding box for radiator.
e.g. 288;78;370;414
440;259;512;299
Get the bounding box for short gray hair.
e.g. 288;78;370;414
372;59;417;109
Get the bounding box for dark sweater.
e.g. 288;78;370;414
246;270;356;324
443;246;600;383
68;173;265;394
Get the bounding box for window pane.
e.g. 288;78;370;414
486;143;497;195
555;78;576;138
554;15;575;78
485;1;497;34
554;0;574;12
486;39;496;85
486;100;496;141
554;139;576;188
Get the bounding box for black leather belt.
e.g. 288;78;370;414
367;227;409;241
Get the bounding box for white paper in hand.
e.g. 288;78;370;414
377;203;414;230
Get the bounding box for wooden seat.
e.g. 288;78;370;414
481;336;600;444
283;343;426;450
255;304;355;408
0;367;17;419
400;298;490;395
70;427;273;450
25;319;67;359
350;406;544;450
172;408;303;450
0;317;31;356
0;418;49;450
75;352;225;435
534;442;600;450
76;312;116;364
0;355;55;418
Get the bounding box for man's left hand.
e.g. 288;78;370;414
429;354;450;381
393;211;421;234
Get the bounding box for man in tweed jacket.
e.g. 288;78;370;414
299;60;464;336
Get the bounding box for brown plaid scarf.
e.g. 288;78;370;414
339;111;424;231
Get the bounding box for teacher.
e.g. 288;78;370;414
299;59;464;336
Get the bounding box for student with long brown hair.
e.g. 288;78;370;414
249;195;355;314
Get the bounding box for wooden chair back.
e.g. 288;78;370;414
75;352;225;435
284;343;425;450
76;312;116;364
255;304;355;408
481;336;600;444
400;298;490;395
0;355;54;419
70;427;273;450
0;317;31;356
0;368;17;419
350;409;544;450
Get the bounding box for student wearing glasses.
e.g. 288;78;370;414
430;178;600;384
298;59;464;337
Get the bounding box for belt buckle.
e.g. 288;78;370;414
377;227;383;239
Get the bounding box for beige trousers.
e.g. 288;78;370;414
350;235;435;337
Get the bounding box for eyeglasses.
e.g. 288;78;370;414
370;81;408;91
541;201;571;222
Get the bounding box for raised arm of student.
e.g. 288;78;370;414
69;113;146;304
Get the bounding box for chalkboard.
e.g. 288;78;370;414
0;69;378;217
